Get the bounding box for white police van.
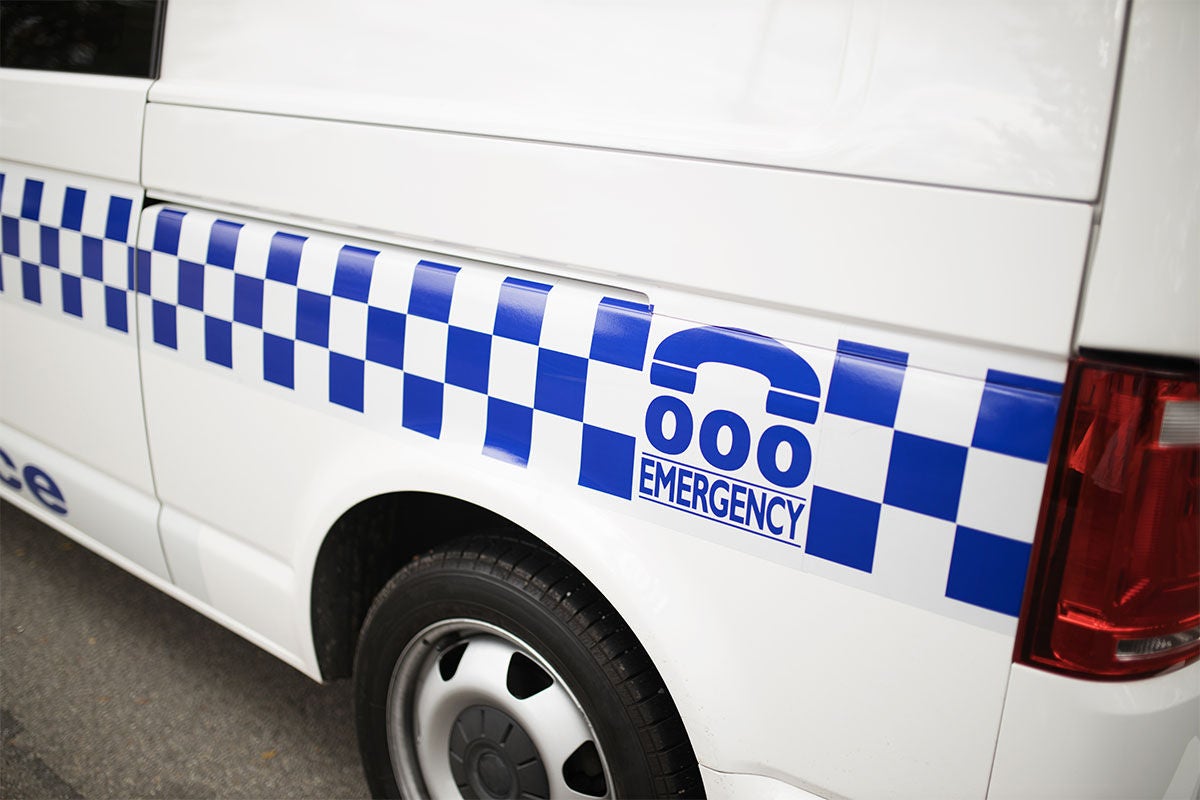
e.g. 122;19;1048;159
1;1;1197;798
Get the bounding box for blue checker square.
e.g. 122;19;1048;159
805;487;881;573
177;260;205;310
483;398;534;467
104;287;128;332
329;353;366;412
825;340;908;427
332;245;377;303
126;246;135;290
883;432;967;522
135;249;152;295
233;274;265;327
494;277;551;344
105;196;133;241
207;219;243;268
296;289;331;348
972;370;1062;464
21;261;40;303
365;307;406;370
408;260;459;322
39;226;59;268
589;297;652;370
2;216;19;256
945;526;1032;617
204;316;233;368
445;326;491;393
153;209;186;255
578;425;637;499
263;333;295;389
61;274;82;317
152;299;177;349
535;349;588;421
266;231;305;285
81;237;103;280
61;188;85;231
21;180;42;220
402;373;444;439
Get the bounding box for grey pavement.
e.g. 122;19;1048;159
0;500;370;799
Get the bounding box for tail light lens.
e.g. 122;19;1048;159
1017;355;1200;679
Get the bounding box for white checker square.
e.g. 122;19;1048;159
18;219;40;263
37;264;62;311
0;177;21;216
176;305;206;359
366;251;414;312
529;411;584;479
328;296;369;359
175;213;212;263
893;368;985;446
404;315;450;382
295;236;340;294
261;280;298;338
447;269;504;332
80;278;107;329
582;359;649;434
363;360;407;428
78;190;109;238
808;413;894;502
233;228;272;279
38;183;66;226
231;324;264;383
1;254;20;291
293;340;332;406
203;264;235;320
870;505;957;609
539;284;599;356
102;240;128;286
487;336;539;407
150;252;179;304
58;231;83;276
957;448;1049;543
440;384;490;450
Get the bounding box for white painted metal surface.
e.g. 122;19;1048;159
141;104;1094;358
151;0;1124;200
989;662;1200;800
0;70;150;184
1077;0;1200;359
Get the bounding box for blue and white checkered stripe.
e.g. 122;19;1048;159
804;340;1061;631
0;167;137;333
136;205;651;499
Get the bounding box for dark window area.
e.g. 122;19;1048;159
1;1;165;78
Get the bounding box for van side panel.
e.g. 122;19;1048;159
1077;0;1200;359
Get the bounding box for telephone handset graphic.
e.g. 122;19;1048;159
646;326;820;488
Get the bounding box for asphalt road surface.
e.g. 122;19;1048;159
0;500;370;799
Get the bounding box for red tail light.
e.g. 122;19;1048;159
1017;355;1200;679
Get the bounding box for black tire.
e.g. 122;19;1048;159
353;535;705;800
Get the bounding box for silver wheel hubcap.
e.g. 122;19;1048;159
387;619;612;800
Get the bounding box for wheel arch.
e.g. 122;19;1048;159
309;490;536;681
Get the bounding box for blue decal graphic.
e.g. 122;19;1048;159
0;446;68;515
640;325;821;545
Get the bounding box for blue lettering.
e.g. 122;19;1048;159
0;447;20;491
786;499;805;540
24;465;67;515
639;456;655;496
757;424;813;488
676;468;693;508
710;479;730;518
692;472;710;513
645;396;693;456
654;461;677;503
730;483;747;525
746;488;766;531
699;409;751;471
765;497;787;535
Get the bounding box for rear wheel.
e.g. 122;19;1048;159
353;536;704;799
